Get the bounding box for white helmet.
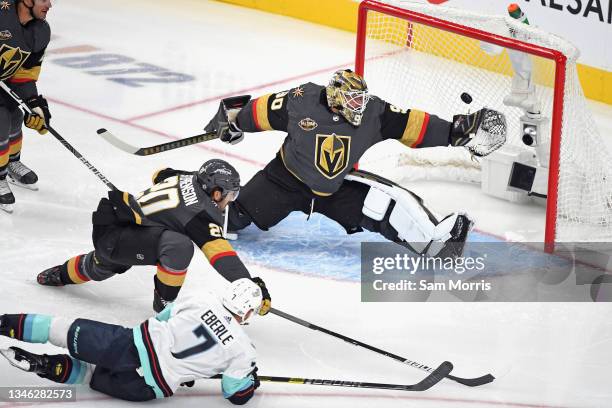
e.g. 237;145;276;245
222;278;263;322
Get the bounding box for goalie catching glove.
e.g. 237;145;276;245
251;277;271;316
23;95;51;135
205;95;251;145
450;108;506;157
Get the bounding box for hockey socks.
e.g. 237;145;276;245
38;255;91;286
0;140;8;180
0;314;52;343
153;265;186;312
62;255;91;284
155;264;186;299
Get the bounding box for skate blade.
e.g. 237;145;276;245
0;348;31;371
0;203;14;213
7;176;38;191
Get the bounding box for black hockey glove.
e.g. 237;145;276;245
251;277;271;316
450;108;506;157
250;366;261;389
24;95;51;135
0;314;24;340
204;95;251;145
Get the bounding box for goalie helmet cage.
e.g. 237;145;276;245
355;0;612;250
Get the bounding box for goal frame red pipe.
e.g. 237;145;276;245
355;0;566;251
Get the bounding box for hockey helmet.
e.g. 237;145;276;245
222;278;263;323
197;159;240;201
325;69;370;126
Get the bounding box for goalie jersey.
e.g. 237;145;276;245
236;83;452;195
132;291;257;401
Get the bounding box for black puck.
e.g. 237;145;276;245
460;92;473;104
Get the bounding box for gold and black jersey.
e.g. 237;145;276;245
107;168;251;282
0;1;50;103
236;82;452;196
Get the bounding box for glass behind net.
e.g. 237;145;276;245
358;0;612;242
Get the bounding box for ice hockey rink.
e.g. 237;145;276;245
1;0;612;407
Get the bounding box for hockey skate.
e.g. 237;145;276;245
437;214;474;259
37;265;64;286
8;161;38;191
0;346;52;375
0;178;15;213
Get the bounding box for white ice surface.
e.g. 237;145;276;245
1;1;612;407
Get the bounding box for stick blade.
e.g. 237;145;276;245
409;361;453;391
448;373;495;387
96;129;141;155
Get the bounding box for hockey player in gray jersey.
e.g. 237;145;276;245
0;0;54;213
0;278;263;404
206;69;507;258
36;159;271;314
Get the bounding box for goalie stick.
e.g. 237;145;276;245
210;361;453;392
0;82;118;191
97;128;218;156
271;307;494;387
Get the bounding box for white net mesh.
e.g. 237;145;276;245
359;0;612;241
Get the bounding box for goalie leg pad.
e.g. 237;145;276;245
350;173;464;256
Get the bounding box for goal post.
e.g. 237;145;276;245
354;0;611;250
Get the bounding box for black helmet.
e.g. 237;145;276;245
197;159;240;199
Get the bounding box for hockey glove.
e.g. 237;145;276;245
251;277;271;316
24;95;51;135
204;95;251;145
250;366;261;389
0;314;32;341
450;108;506;157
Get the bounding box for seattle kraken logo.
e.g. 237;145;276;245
0;44;30;81
314;133;351;179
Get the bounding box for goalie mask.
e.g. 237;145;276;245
326;69;370;126
197;159;241;201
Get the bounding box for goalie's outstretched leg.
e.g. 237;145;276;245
317;170;473;257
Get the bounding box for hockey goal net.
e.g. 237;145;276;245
356;0;612;246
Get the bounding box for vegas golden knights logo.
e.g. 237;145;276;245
315;133;351;179
0;44;29;81
55;363;64;376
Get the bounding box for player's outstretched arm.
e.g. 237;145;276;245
380;103;452;148
206;91;291;146
223;366;260;405
235;91;290;134
185;215;272;315
380;103;506;157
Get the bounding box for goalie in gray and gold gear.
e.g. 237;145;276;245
206;69;507;257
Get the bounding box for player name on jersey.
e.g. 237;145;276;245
201;309;234;345
179;175;198;207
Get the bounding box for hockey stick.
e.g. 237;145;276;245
270;308;494;387
211;361;452;392
96;128;218;156
0;82;117;191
